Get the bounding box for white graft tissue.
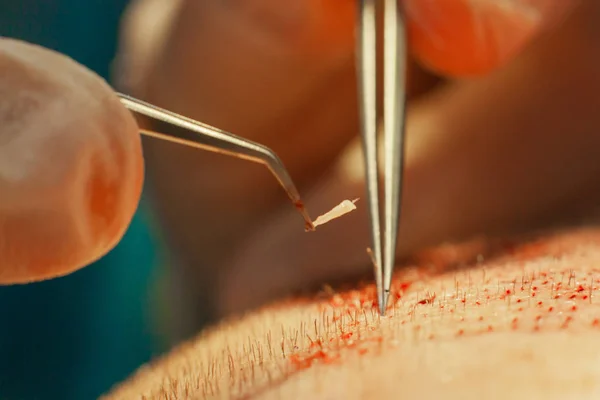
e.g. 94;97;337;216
313;199;359;228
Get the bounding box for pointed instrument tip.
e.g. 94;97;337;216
379;291;389;316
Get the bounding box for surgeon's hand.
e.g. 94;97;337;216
117;0;597;336
0;38;144;284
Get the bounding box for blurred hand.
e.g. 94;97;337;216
117;0;597;332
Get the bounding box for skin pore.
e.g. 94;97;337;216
104;224;600;399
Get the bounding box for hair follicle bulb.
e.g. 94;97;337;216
312;198;359;228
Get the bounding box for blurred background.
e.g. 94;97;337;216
1;1;173;399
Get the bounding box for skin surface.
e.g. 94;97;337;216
0;38;144;283
116;0;599;340
104;223;600;399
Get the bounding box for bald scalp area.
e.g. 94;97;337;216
105;225;600;399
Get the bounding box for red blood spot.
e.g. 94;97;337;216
330;295;344;306
532;286;538;291
548;306;554;312
532;292;537;297
537;301;543;306
289;354;303;367
295;200;314;231
576;285;585;292
417;292;436;305
592;319;600;327
341;332;353;340
319;351;339;365
289;349;341;371
475;301;481;306
516;299;522;303
506;289;512;295
582;295;589;300
561;316;573;329
571;305;578;311
398;281;412;291
569;294;577;299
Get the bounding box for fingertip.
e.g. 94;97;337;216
404;0;578;76
0;38;144;284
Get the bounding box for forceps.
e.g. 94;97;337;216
117;93;315;231
357;0;407;315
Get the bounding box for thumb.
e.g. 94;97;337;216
0;39;144;284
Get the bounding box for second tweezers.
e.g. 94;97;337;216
117;93;314;231
357;0;408;315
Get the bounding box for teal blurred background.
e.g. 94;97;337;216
1;1;165;399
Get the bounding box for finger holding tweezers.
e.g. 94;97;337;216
117;93;315;231
357;0;408;316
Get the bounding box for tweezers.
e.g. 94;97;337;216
117;93;315;231
357;0;407;315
